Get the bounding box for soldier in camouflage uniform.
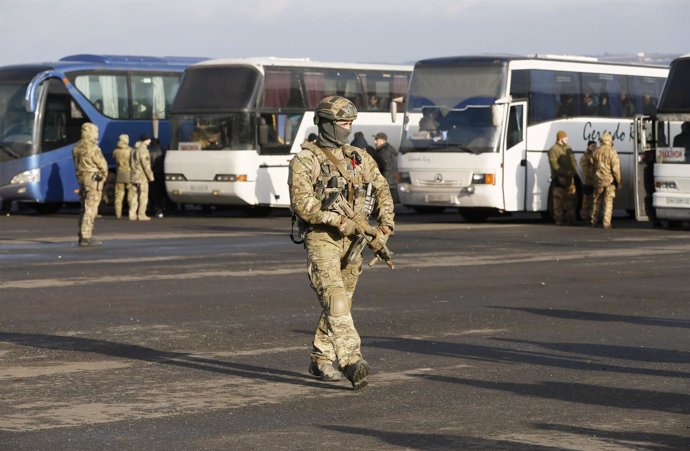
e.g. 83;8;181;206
579;140;597;222
288;96;395;390
72;122;108;246
591;132;621;229
112;134;133;219
129;134;155;221
548;130;577;225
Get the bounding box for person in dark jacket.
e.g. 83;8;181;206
372;132;399;203
350;131;374;159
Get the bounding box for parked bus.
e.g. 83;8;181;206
165;57;411;211
633;54;690;226
395;54;668;221
0;54;205;213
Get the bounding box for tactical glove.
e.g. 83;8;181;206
337;217;358;237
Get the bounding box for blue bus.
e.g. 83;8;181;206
0;54;205;213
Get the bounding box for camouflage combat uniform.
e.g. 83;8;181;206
591;133;621;228
129;139;154;221
112;134;133;219
548;138;577;224
289;96;394;389
72;122;108;245
579;144;596;222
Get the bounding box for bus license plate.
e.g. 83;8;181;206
190;184;208;192
666;197;690;205
427;194;451;203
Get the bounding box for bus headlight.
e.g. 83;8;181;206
655;180;678;190
471;173;495;185
10;168;40;185
398;171;411;184
214;174;248;182
165;174;187;181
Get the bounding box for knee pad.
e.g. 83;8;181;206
329;292;350;317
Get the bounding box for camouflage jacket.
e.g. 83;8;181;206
548;142;577;178
113;144;133;183
593;144;621;188
580;148;596;186
288;142;394;230
72;139;107;184
130;142;154;184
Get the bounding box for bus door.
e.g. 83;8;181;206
256;113;303;207
632;115;654;221
502;101;528;211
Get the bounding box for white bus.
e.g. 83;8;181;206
396;54;668;221
165;58;411;212
633;54;690;226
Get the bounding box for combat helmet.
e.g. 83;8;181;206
313;95;358;125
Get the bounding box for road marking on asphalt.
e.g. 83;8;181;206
0;361;131;380
3;243;690;289
0;362;471;432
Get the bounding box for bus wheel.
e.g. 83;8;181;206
31;202;63;214
459;208;491;223
412;206;446;214
246;206;272;217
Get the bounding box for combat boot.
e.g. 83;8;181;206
308;361;341;381
138;215;151;221
79;237;102;247
344;359;369;390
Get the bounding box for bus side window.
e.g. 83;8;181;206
41;79;87;152
507;105;524;149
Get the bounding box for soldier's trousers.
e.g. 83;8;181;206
305;228;363;371
580;185;594;224
592;184;616;227
78;178;103;240
552;177;577;224
114;182;132;218
129;182;149;219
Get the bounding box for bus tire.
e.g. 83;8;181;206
412;206;446;214
246;206;272;217
31;202;63;214
459;207;491;223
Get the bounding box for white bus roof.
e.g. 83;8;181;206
190;57;412;72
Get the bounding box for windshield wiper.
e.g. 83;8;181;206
434;144;484;154
0;146;21;159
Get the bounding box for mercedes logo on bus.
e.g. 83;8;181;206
434;173;443;183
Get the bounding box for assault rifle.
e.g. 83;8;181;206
322;187;394;269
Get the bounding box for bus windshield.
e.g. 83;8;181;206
403;63;507;154
0;79;35;163
172;113;255;150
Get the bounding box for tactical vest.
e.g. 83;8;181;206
303;142;369;213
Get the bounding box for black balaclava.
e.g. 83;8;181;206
317;120;351;148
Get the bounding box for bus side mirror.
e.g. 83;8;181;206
491;104;502;128
390;96;404;123
258;122;269;146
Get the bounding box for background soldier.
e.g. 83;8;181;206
579;140;597;222
72;122;108;246
288;95;395;390
591;132;622;229
548;130;577;225
129;134;155;221
372;131;399;203
112;134;133;219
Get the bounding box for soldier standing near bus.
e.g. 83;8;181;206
579;140;597;222
129;134;155;221
548;130;577;225
591;132;621;229
73;122;108;246
288;96;395;390
112;134;133;219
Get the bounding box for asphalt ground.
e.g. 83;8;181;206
0;207;688;450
